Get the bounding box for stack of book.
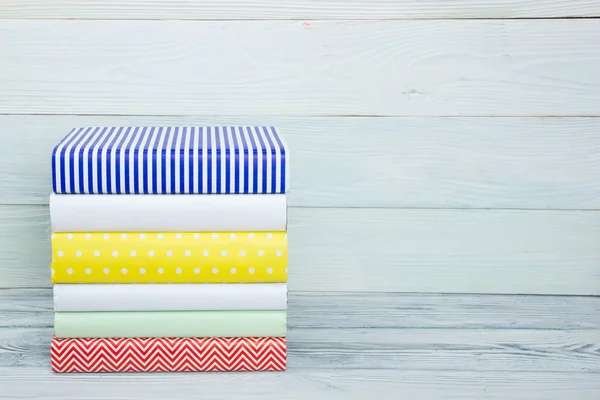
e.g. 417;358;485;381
48;126;289;373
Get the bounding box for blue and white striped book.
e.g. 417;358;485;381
51;126;289;195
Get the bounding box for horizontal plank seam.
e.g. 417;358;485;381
290;206;600;211
6;203;600;213
287;326;600;331
4;288;597;295
3;326;600;331
0;366;598;376
2;287;600;299
1;366;598;375
1;367;600;376
3;113;600;118
0;17;599;22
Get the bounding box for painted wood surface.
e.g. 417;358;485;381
1;290;599;400
2;290;599;372
1;367;598;400
2;20;600;116
5;289;600;330
2;205;600;295
1;2;599;399
3;115;600;209
3;326;599;372
2;0;599;19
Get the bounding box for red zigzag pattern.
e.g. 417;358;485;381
51;337;286;373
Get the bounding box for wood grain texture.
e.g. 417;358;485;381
3;289;600;330
2;205;600;295
0;289;52;328
3;115;600;209
1;0;599;19
1;20;600;116
2;291;599;396
289;292;600;330
290;328;600;371
1;367;598;400
2;326;599;372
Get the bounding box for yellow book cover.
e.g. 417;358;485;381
51;232;287;283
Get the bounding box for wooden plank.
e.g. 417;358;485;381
289;328;600;371
1;327;599;372
291;207;600;294
3;289;600;330
2;205;600;295
0;289;52;328
1;20;600;116
0;206;51;289
3;115;600;209
1;367;598;400
289;292;600;330
1;1;599;19
0;329;50;367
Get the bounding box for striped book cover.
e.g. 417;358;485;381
51;337;286;373
51;126;289;194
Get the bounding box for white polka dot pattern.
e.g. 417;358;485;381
51;232;287;283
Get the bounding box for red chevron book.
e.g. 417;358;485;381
51;337;286;373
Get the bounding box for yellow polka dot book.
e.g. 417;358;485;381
49;127;289;372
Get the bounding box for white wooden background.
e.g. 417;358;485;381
1;1;599;399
